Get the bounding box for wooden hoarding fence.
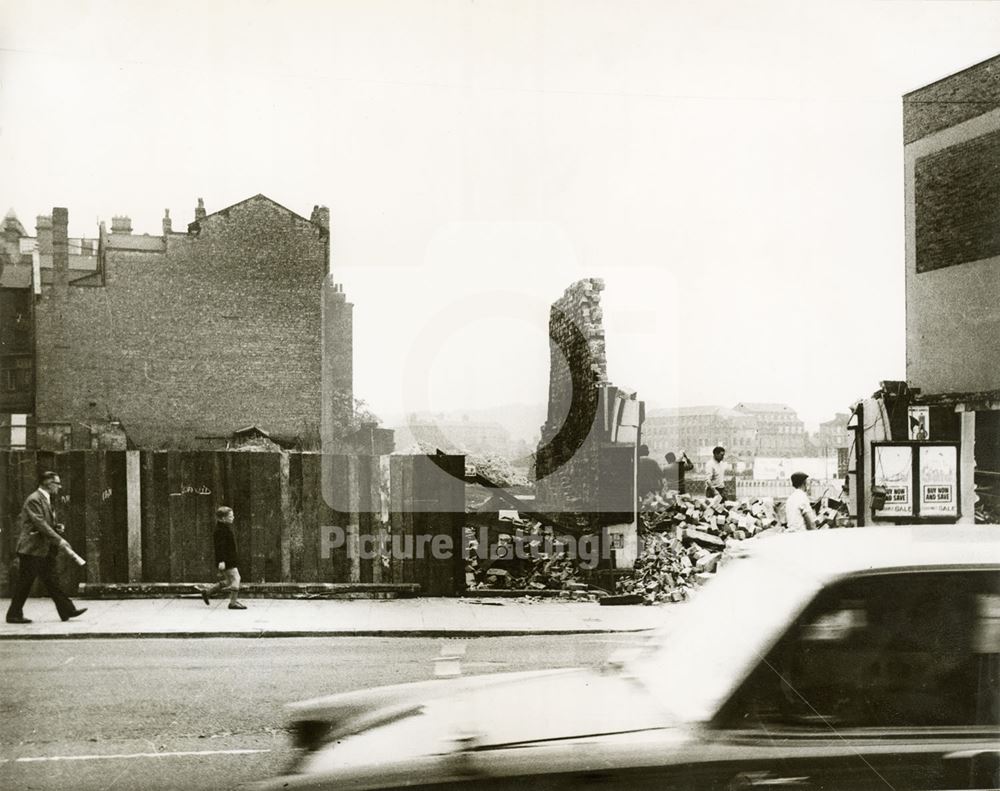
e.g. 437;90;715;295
1;450;466;595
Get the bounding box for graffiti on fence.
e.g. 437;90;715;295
169;484;212;497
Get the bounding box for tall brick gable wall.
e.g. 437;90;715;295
34;196;349;448
535;278;608;514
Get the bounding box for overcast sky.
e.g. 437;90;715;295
3;0;998;431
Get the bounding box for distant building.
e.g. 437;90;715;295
732;402;806;457
642;405;756;470
815;412;852;476
643;401;810;472
816;412;851;453
0;195;353;450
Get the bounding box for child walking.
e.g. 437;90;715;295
199;506;247;610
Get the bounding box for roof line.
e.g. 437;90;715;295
195;194;317;227
902;53;1000;98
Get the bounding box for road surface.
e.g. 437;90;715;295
1;634;648;790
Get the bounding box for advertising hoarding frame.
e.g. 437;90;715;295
871;441;961;522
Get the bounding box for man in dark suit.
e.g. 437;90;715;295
5;471;87;624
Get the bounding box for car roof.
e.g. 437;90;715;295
730;525;1000;579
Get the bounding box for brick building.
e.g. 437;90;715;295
1;209;104;446
0;195;353;450
1;211;34;421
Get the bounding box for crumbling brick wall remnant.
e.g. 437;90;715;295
534;278;608;514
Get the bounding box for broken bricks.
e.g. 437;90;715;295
614;493;781;604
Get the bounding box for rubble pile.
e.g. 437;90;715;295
464;491;850;604
463;525;599;599
640;492;781;539
615;530;714;604
616;491;848;603
615;493;779;604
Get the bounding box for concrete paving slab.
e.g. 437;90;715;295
0;597;670;639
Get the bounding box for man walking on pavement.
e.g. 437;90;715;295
5;471;87;624
705;446;728;500
199;506;247;610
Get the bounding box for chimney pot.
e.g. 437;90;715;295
195;198;206;221
162;208;172;235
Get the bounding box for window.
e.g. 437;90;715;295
10;413;27;449
1;358;32;391
717;570;1000;730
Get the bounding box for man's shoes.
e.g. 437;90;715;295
228;602;247;610
200;589;210;606
61;608;88;622
6;616;31;624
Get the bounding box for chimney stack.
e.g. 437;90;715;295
310;205;330;230
162;208;172;235
52;207;69;292
36;214;53;255
194;198;206;222
111;215;132;234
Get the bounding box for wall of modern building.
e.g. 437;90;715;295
904;55;1000;395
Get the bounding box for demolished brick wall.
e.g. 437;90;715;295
535;278;608;515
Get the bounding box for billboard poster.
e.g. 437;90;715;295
919;445;958;517
753;456;838;481
908;405;930;440
873;444;914;517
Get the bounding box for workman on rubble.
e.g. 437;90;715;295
637;444;664;500
705;446;727;500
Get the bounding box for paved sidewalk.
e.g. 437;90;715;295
0;596;669;639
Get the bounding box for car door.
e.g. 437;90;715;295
699;567;1000;790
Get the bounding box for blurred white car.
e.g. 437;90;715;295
248;526;1000;791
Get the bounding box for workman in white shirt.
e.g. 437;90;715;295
785;471;818;532
705;446;727;500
